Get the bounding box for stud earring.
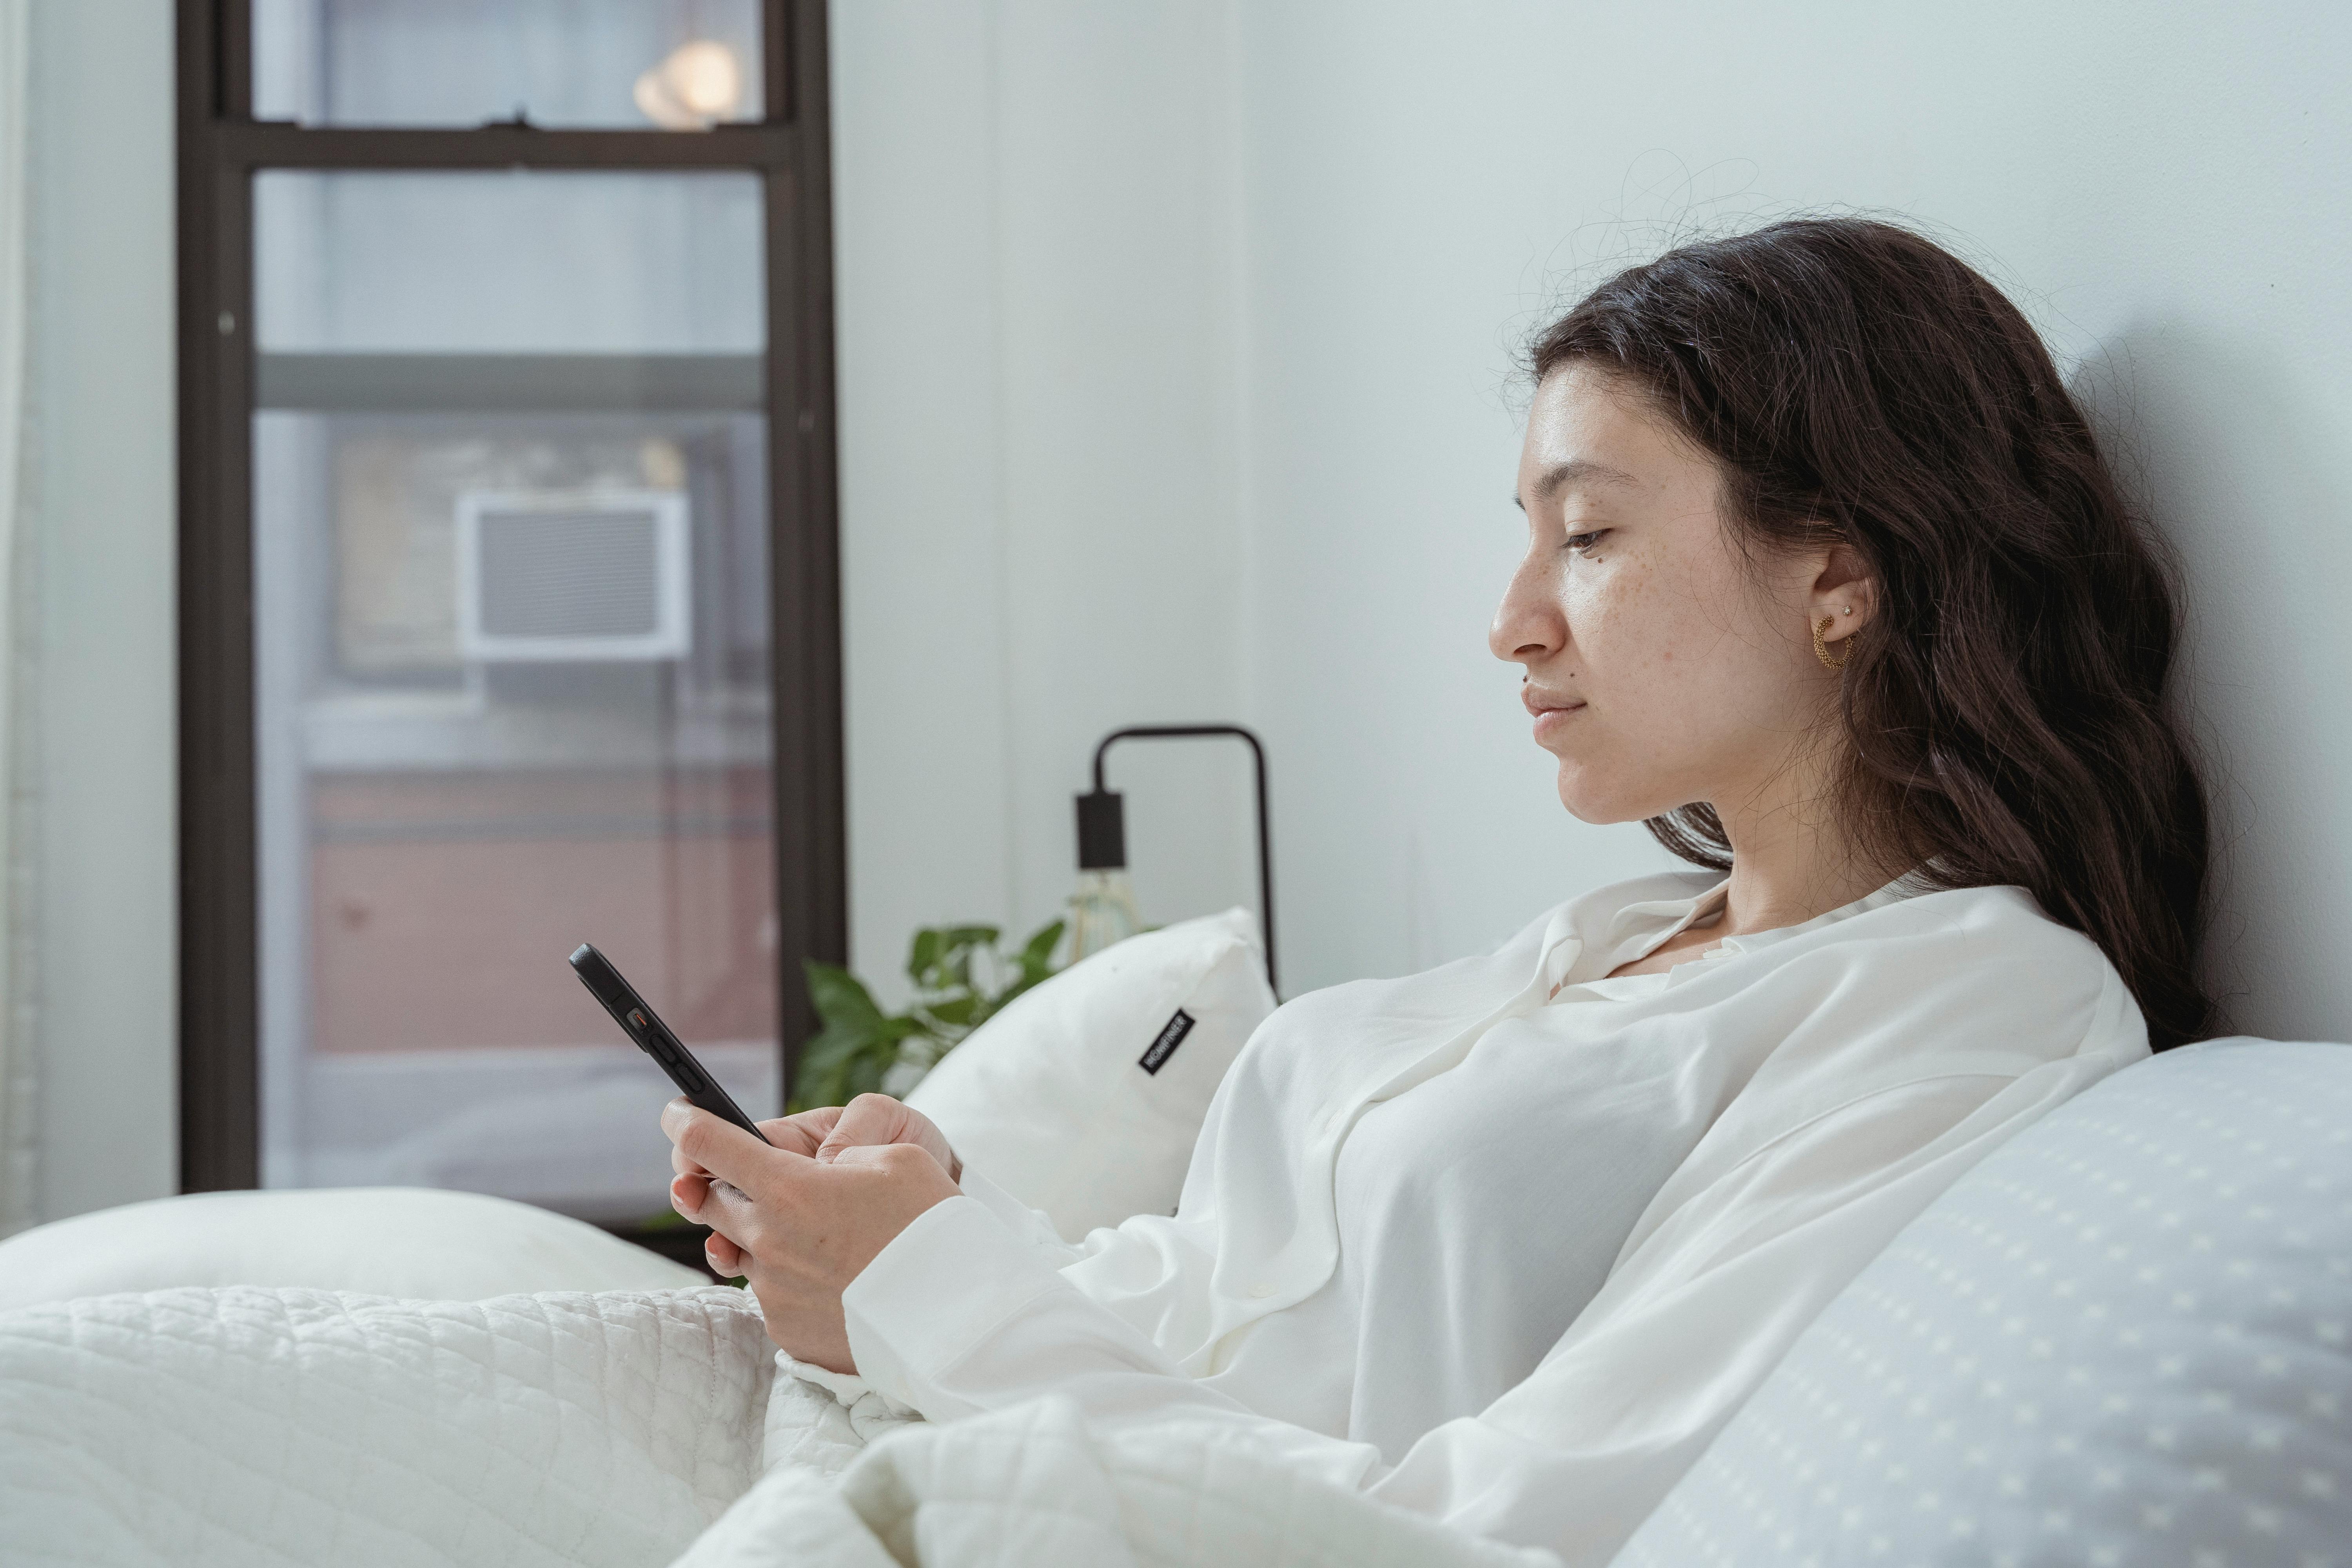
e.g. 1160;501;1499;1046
1813;615;1851;672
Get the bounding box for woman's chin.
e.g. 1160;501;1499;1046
1552;780;1616;826
1553;767;1666;827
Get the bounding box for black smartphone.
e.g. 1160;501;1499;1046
570;942;774;1146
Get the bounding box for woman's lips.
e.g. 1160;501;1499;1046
1530;703;1586;742
1521;686;1586;741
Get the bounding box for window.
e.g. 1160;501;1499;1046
177;1;841;1252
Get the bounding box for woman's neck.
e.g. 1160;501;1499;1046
1710;755;1898;938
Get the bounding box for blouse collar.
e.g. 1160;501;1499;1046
1545;866;1933;995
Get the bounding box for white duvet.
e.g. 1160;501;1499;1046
0;1287;1555;1568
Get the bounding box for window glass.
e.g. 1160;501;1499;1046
256;169;762;354
253;0;764;129
252;170;777;1220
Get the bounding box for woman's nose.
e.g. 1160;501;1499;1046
1489;553;1564;664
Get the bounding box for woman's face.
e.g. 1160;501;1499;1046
1492;363;1854;827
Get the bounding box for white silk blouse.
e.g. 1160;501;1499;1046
841;871;2150;1566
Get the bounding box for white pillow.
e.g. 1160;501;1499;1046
0;1186;706;1310
906;907;1276;1239
1612;1038;2352;1568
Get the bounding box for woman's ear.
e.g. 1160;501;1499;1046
1807;540;1875;648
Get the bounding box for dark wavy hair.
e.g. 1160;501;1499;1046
1532;217;2213;1050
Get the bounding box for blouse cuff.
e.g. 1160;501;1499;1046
841;1193;1071;1413
954;1165;1082;1256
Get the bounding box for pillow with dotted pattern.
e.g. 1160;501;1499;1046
1613;1037;2352;1568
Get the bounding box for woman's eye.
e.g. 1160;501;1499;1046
1563;529;1609;556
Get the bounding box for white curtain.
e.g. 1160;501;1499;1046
0;0;34;1238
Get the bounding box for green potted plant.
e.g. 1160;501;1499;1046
790;919;1066;1111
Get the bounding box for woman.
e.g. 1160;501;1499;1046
666;218;2210;1566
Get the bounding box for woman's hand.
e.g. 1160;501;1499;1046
672;1096;960;1188
661;1098;960;1372
807;1094;962;1182
669;1095;962;1275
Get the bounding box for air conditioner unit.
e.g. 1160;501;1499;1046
454;489;691;662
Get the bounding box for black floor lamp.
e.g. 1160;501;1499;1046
1072;724;1278;996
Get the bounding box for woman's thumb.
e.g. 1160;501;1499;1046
814;1093;898;1163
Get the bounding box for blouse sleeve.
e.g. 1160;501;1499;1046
844;1067;2089;1564
841;1185;1390;1487
949;1164;1088;1262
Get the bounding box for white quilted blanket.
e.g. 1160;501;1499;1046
0;1287;1554;1568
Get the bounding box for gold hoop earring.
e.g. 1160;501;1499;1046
1813;616;1851;672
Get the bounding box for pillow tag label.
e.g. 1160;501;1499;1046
1138;1009;1196;1076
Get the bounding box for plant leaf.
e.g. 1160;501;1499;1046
922;995;981;1029
804;916;1066;1107
1019;918;1066;972
804;959;888;1030
795;957;927;1109
799;1027;870;1073
841;1043;894;1102
906;927;942;985
795;1031;907;1109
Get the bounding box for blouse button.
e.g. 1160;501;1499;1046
1247;1281;1276;1299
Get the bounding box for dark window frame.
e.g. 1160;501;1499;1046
174;0;845;1204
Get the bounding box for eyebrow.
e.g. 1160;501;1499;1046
1514;458;1642;510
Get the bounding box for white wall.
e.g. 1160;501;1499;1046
26;0;178;1221
1230;0;2352;1037
838;0;2352;1036
831;0;1258;1004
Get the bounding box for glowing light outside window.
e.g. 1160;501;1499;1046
252;0;762;130
635;41;748;130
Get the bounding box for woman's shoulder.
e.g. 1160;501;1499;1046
1757;879;2145;1076
1831;879;2113;982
